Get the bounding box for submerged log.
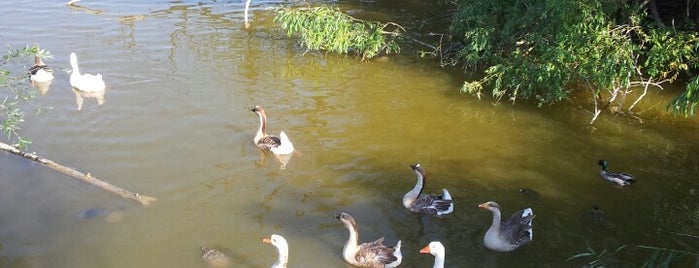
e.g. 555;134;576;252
0;142;156;206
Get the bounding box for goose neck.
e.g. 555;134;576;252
342;220;360;263
403;172;425;207
488;207;502;232
432;253;445;268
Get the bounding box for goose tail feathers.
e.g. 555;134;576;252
270;131;294;155
437;188;455;216
522;208;534;240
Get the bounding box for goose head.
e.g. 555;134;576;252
410;163;425;177
334;212;357;228
263;234;289;254
478;201;501;212
419;241;445;257
251;105;266;115
598;160;608;170
263;234;289;267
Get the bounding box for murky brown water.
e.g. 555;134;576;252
1;1;697;267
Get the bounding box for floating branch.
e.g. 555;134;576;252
0;142;156;206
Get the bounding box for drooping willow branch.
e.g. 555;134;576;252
274;6;404;60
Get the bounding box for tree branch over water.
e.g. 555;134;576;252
0;142;156;206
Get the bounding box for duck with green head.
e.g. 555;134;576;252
598;160;635;187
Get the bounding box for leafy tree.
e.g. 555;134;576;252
0;44;50;148
274;5;403;60
451;0;699;122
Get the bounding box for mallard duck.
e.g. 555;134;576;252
598;160;634;187
263;234;289;268
251;105;295;155
69;52;105;92
200;245;232;267
28;55;54;83
402;164;454;216
335;212;402;268
478;201;534;252
419;241;445;268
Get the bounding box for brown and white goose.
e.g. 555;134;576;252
419;241;445;268
200;245;232;267
478;201;534;252
263;234;289;268
335;212;402;268
251;105;294;155
28;54;54;83
402;164;454;216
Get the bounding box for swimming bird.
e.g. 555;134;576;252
598;160;634;187
251;105;294;155
263;234;289;268
419;241;445;268
69;52;105;93
335;212;402;268
28;55;54;83
402;164;454;216
478;201;534;252
200;245;232;267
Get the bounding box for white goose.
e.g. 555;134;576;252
251;105;294;155
200;245;232;267
28;55;54;83
263;234;289;268
335;212;402;268
478;201;534;252
419;241;445;268
402;164;454;216
69;52;105;92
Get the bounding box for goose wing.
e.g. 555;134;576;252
412;194;453;215
355;238;398;267
501;208;534;246
256;135;281;150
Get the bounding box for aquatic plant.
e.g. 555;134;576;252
568;234;699;267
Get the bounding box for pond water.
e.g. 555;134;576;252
1;1;698;267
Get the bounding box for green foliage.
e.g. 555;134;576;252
274;5;402;60
566;241;628;267
568;234;699;268
0;44;50;148
450;0;699;118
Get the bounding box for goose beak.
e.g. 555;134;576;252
262;237;272;244
478;202;489;209
334;213;341;219
419;245;431;254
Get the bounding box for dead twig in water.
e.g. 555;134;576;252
0;142;156;206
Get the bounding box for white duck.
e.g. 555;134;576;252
251;105;294;155
478;201;534;252
335;212;402;268
69;52;105;92
28;54;54;83
403;164;454;216
263;234;289;268
419;241;445;268
200;245;232;267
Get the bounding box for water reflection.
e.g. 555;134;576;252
255;150;294;169
66;0;105;15
71;87;105;110
31;80;53;96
